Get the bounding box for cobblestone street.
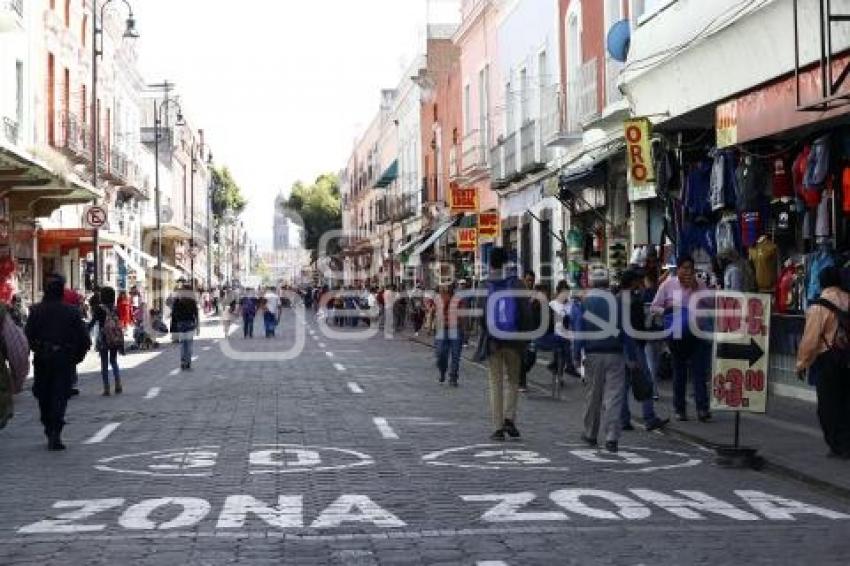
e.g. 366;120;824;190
1;312;849;565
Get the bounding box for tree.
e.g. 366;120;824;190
282;173;342;259
211;166;247;221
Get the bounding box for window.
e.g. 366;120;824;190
47;53;55;146
15;62;23;131
540;218;552;285
505;81;513;134
81;84;87;123
538;50;548;118
519;68;529;124
82;15;88;46
64;0;71;27
521;222;532;275
631;0;675;26
463;84;471;135
479;65;489;144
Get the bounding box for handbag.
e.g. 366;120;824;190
628;366;653;402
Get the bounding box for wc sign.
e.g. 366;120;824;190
624;118;655;186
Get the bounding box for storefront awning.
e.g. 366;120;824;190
394;232;428;256
38;228;114;255
374;160;398;188
113;246;146;282
407;216;463;261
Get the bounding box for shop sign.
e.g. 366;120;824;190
716;100;738;149
456;228;477;252
711;293;771;413
450;184;478;214
627;183;658;202
623;118;655;185
478;212;500;238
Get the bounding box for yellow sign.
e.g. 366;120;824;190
477;212;500;238
710;293;771;413
450;184;479;214
716;100;738;149
624;118;655;185
456;228;478;252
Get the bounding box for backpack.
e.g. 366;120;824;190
0;305;30;393
487;277;520;335
101;307;124;350
810;298;850;368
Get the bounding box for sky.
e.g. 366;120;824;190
133;0;459;250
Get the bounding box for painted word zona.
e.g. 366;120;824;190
18;489;849;534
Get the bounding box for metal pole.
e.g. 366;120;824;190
154;102;162;309
91;1;100;287
190;142;195;290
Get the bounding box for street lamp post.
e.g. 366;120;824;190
92;0;138;287
152;95;185;308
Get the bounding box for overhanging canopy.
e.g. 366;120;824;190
374;160;398;188
407;216;463;262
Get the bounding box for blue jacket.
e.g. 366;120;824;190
572;291;633;361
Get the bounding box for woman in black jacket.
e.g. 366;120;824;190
171;284;200;370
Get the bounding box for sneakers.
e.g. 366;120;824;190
580;434;597;447
490;429;506;441
449;375;459;387
622;422;635;431
697;411;712;423
102;387;111;397
605;441;619;453
646;418;670;432
114;380;123;395
438;373;446;384
503;419;521;439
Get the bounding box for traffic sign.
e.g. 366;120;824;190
83;205;108;229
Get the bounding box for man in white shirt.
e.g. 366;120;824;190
263;288;280;338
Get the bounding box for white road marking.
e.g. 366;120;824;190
84;423;122;445
192;356;199;361
373;417;399;440
333;363;346;372
347;382;364;394
202;346;211;351
318;342;327;348
477;562;509;566
169;368;180;376
144;387;161;400
325;351;335;358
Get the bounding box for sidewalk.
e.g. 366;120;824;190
402;327;850;498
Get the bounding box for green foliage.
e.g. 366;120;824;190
211;166;247;220
283;173;342;258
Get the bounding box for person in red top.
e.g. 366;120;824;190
117;291;133;330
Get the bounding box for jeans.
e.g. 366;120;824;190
179;333;194;365
263;311;277;337
436;332;463;380
621;344;660;425
99;348;120;387
243;314;255;338
668;334;710;414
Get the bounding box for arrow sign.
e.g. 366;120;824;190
717;338;764;367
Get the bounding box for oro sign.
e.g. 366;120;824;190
711;292;772;413
624;118;655;185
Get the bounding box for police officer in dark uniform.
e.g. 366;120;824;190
25;274;91;450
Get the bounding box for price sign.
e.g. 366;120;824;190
711;293;771;413
450;184;478;214
456;228;477;252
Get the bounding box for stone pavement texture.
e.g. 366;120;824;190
406;327;850;497
0;310;848;565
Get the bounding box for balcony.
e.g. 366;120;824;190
0;0;23;33
391;192;419;222
57;112;91;164
503;131;517;181
106;148;129;185
376;197;391;225
448;145;462;182
605;57;625;108
519;120;548;175
461;129;488;178
541;85;582;147
490;141;506;189
3;117;18;145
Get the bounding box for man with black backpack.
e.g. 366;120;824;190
483;247;532;441
797;266;850;459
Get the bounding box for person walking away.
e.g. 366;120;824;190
483;248;531;441
117;291;132;330
650;255;712;422
518;271;537;393
435;283;463;386
797;266;850;458
572;274;637;453
92;287;124;396
240;289;258;338
25;275;90;450
171;284;200;370
263;287;280;338
619;270;669;432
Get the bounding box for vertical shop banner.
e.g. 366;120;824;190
477;212;500;238
450;184;478;215
456;228;478;252
711;293;772;413
716;100;738;149
624;118;655;185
